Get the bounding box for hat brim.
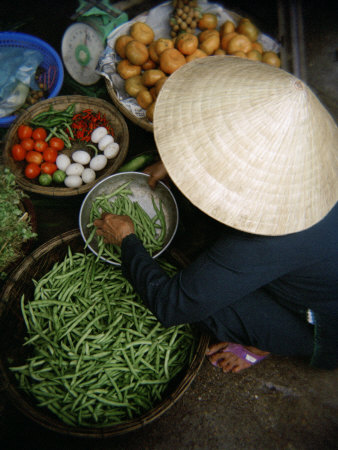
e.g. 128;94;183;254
153;56;338;235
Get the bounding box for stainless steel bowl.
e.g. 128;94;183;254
79;172;179;265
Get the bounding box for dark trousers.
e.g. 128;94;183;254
200;289;314;358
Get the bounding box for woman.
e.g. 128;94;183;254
94;56;338;373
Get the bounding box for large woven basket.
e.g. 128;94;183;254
0;229;208;438
105;79;154;133
2;95;129;197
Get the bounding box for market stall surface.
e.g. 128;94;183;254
1;1;337;449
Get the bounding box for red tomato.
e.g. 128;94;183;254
32;127;47;141
41;162;57;175
17;125;33;140
43;147;58;163
49;137;65;151
25;150;43;165
21;138;35;151
25;163;41;179
34;140;48;153
11;144;26;161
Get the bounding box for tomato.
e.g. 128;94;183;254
25;150;43;165
43;147;58;163
17;125;33;140
34;140;48;153
25;163;41;179
32;127;47;141
49;137;65;151
52;170;66;184
41;162;57;175
11;144;26;161
38;173;52;186
21;138;35;151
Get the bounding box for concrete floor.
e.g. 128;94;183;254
0;1;337;449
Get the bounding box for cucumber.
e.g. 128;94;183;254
117;153;155;173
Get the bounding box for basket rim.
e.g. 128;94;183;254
0;229;209;437
2;95;130;196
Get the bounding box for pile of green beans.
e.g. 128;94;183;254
29;104;76;148
10;247;196;427
86;181;167;264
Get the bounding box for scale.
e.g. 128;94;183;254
61;0;128;85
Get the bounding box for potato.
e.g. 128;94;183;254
142;69;165;87
117;59;141;80
125;40;149;66
130;22;154;45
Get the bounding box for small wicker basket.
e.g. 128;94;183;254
3;95;129;197
0;229;208;438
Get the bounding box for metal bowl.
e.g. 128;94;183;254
79;172;179;265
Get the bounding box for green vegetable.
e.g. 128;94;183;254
10;248;196;427
0;167;37;280
85;181;166;263
38;173;52;186
118;153;155;173
52;170;66;184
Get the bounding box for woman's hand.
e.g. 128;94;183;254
93;213;135;247
143;160;168;189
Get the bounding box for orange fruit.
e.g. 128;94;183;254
236;18;259;42
142;59;157;70
185;48;208;62
176;33;198;55
115;35;134;59
155;77;167;96
199;29;219;43
262;51;281;67
146;102;155;122
198;13;218;30
130;22;154;45
136;89;153;109
246;49;262;61
252;42;264;54
117;59;142;79
125;40;149;66
199;34;220;55
148;41;160;63
219;20;235;37
221;32;238;51
227;34;252;54
155;38;174;56
159;48;186;74
124;75;145;97
214;48;226;55
232;51;247;58
142;69;165;87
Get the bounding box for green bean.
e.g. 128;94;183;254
10;249;197;427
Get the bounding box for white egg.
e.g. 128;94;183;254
91;127;108;143
72;150;91;165
104;142;120;159
81;168;96;184
56;154;71;172
98;134;114;151
64;175;83;188
90;155;107;171
66;163;84;176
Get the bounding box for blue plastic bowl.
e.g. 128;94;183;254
0;31;64;128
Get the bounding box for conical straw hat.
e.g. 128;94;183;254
153;56;338;236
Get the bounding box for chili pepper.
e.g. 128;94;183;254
68;109;115;143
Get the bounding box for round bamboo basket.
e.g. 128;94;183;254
3;95;129;197
105;79;153;133
0;229;209;438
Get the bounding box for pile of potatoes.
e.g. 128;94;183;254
115;14;281;122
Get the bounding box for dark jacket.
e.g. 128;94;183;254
121;204;338;369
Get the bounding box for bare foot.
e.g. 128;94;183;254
206;341;270;373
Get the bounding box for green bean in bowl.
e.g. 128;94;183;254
79;172;179;265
